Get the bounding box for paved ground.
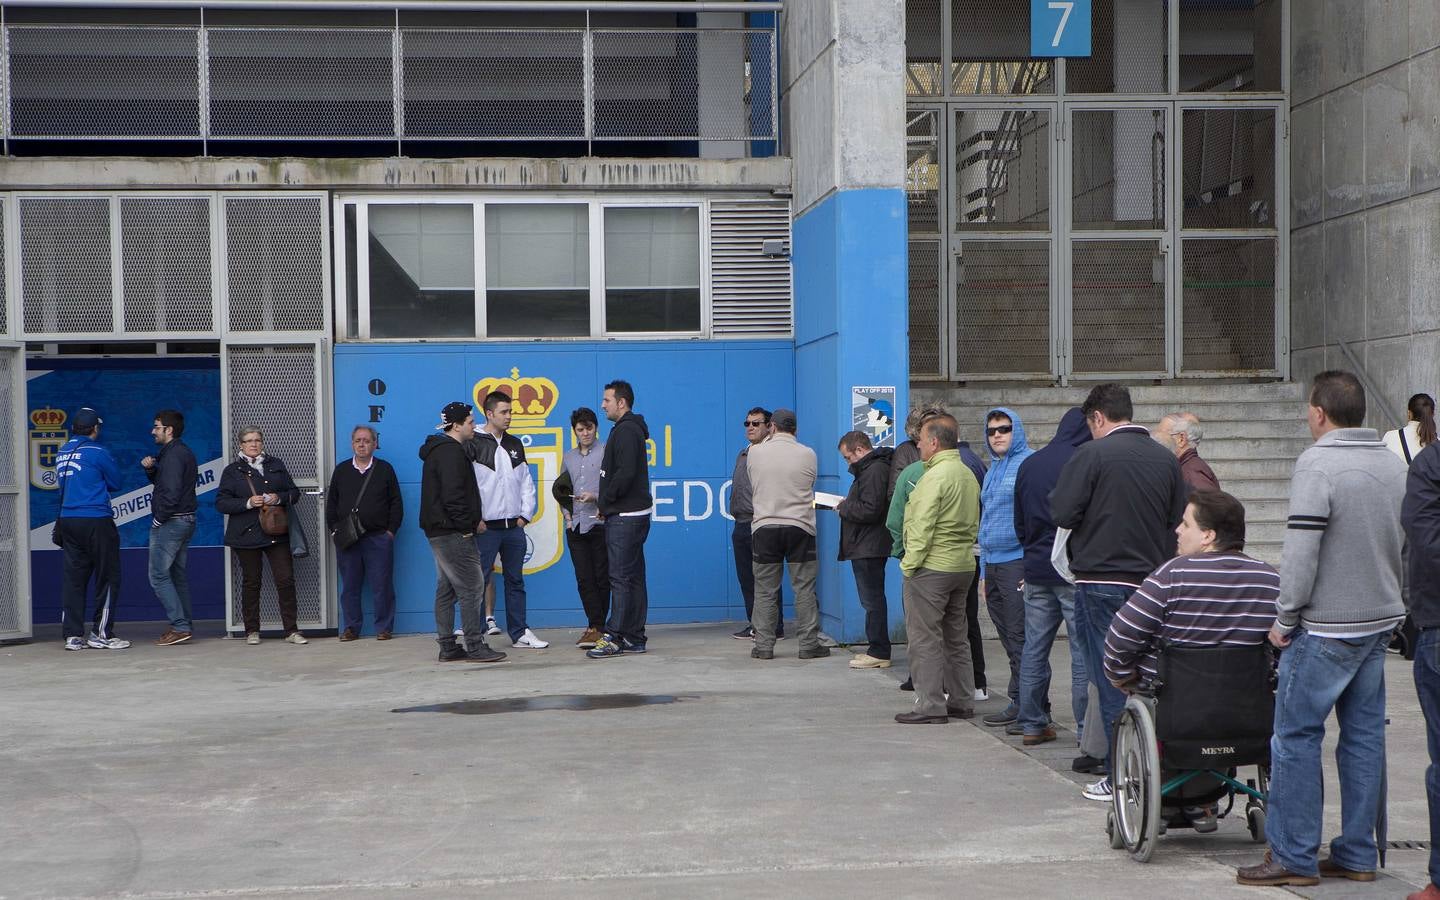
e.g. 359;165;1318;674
1;623;1434;899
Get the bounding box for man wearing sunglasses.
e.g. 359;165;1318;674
978;408;1034;731
729;407;784;640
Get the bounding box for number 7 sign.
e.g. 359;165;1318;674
1031;0;1092;58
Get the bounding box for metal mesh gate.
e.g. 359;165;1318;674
954;241;1051;376
1182;238;1276;372
0;345;29;640
19;197;114;335
1072;240;1166;374
121;197;214;334
908;240;942;377
225;196;326;333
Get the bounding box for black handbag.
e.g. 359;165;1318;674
51;463;67;547
332;466;375;551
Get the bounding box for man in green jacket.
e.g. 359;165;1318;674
895;415;982;724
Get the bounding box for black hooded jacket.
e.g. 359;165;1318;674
837;446;893;560
1403;442;1440;627
418;433;482;538
599;411;652;515
1013;408;1091;585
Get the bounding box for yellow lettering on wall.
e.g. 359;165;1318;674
646;438;657;468
665;425;672;467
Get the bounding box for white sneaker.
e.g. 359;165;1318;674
453;627;464;637
1083;776;1112;802
512;628;549;649
485;617;503;636
86;633;131;650
974;687;990;701
285;632;309;645
64;636;85;651
246;632;261;645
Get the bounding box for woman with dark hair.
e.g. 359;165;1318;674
216;426;306;645
1384;393;1437;465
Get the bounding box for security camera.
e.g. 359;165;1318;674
761;239;789;259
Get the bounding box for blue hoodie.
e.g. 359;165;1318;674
1013;407;1092;585
978;406;1034;566
56;436;122;518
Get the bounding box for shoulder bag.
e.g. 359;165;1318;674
51;460;68;546
332;465;375;551
244;470;289;536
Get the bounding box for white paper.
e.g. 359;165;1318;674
813;491;845;509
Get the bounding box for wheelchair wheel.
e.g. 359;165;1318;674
1111;696;1162;862
1107;810;1125;849
1245;766;1269;844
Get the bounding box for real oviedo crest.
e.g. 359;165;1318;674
473;368;564;576
29;407;68;490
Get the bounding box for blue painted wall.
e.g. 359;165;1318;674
332;341;796;636
792;188;910;642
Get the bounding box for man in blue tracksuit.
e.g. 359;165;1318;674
978;406;1034;727
55;407;127;651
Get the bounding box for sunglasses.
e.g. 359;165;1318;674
744;419;768;427
985;425;1013;437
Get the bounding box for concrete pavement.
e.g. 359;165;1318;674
0;623;1433;898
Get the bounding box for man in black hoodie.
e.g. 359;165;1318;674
1404;440;1440;900
837;431;894;668
1012;407;1091;749
587;380;654;659
418;401;506;664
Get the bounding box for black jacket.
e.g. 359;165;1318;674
1051;424;1187;583
215;455;301;549
599;411;652;516
887;440;920;500
419;434;482;538
837;447;893;560
325;457;403;536
1403;442;1440;627
145;439;198;525
1014;408;1091;585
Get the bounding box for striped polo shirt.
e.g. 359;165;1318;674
1103;551;1280;685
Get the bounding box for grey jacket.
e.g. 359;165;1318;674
748;432;818;535
729;445;755;522
1276;427;1408;638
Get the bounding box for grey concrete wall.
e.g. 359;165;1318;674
1290;0;1440;429
781;0;905;214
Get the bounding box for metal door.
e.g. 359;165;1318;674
0;341;32;641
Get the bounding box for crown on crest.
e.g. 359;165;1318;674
473;367;560;427
31;407;66;429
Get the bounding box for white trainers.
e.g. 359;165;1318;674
246;632;261;645
453;627;464;637
86;633;131;650
1083;776;1112;802
285;632;309;645
974;687;990;701
485;616;503;636
848;653;892;669
512;628;549;649
64;636;85;651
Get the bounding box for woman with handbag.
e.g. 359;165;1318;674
216;426;308;646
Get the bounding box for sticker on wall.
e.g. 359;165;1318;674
852;386;897;449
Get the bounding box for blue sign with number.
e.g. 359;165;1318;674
1031;0;1091;57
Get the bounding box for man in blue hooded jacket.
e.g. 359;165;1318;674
978;407;1034;727
1012;407;1091;746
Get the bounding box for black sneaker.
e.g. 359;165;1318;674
982;705;1019;727
1072;753;1105;774
438;644;467;662
900;678;914;691
622;639;647;654
465;644;508;663
798;646;831;659
751;646;773;659
732;626;755;640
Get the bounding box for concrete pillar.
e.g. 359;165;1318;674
783;0;907;643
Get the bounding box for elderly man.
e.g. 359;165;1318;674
836;430;894;668
326;424;404;641
1154;411;1220;493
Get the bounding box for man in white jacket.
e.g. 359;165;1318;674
469;390;547;649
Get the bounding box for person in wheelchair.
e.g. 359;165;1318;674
1103;489;1280;833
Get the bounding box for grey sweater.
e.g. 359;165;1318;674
748;432;818;535
1276;427;1407;638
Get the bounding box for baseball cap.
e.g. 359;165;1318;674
438;401;473;430
72;407;103;432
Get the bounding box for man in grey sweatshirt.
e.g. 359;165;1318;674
1238;371;1408;888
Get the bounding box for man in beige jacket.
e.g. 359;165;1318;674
747;408;829;660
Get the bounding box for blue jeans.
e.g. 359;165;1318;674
605;514;650;645
1017;582;1087;735
336;531;396;634
148;515;196;632
476;525;528;642
1415;628;1440;887
1267;629;1389;876
850;556;890;660
1073;582;1136;769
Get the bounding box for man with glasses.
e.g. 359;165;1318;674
729;407;784;640
143;409;199;646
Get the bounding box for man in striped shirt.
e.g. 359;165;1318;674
1104;490;1279;691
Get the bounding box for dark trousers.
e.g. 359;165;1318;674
59;516;122;639
566;525;610;630
476;525;528;642
984;560;1027;705
605;514;651;645
850;556;891;660
1415;628;1440;886
336;531;396;634
235;542;298;635
732;521;781;633
965;572;987;690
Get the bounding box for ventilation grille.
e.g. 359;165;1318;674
225;196;326;333
19;197;114;335
122;197;215;333
708;200;791;338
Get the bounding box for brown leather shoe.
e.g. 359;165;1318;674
339;628;359;642
946;707;975;719
1318;856;1376;881
1023;727;1058;746
376;631;392;641
577;627;602;648
895;711;949;724
1236;852;1319;886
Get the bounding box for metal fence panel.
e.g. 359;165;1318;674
7;26;200;139
121;197;215;333
908;240;942;377
954;240;1051;377
401;29;585;139
208;28;394;139
225;196;326;333
19;197;113;334
1072;240;1166;374
1182;238;1276;372
0;345;26;640
0;204;7;335
1182;107;1277;230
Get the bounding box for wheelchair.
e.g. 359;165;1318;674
1104;642;1275;862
